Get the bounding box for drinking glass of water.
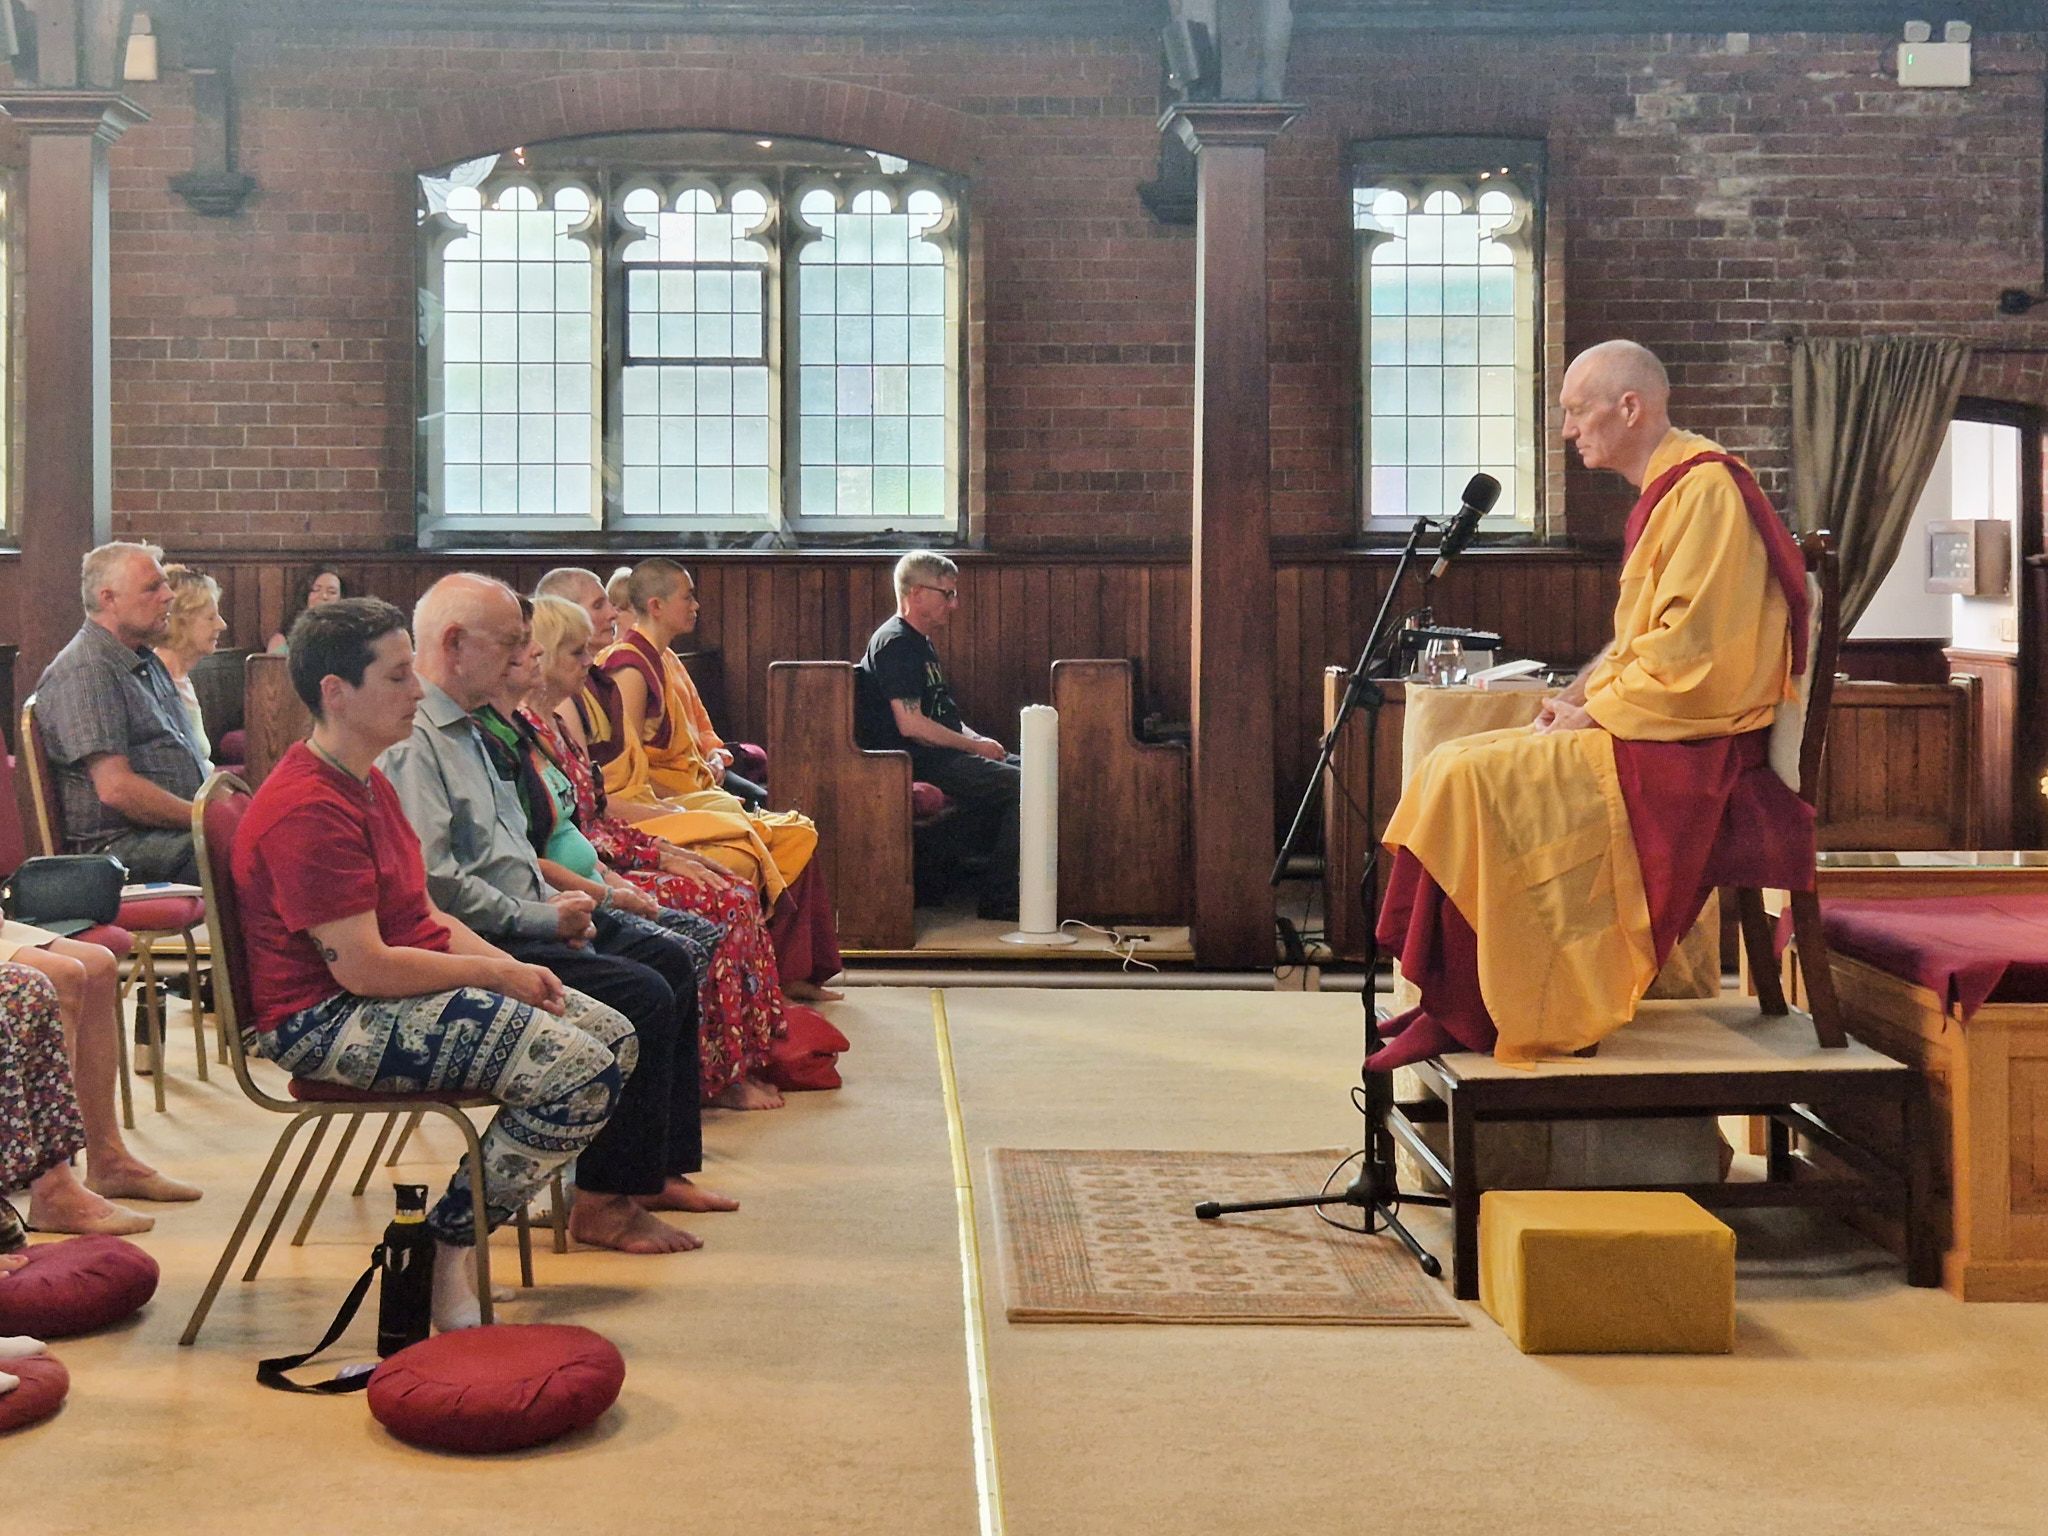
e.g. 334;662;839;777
1422;637;1467;686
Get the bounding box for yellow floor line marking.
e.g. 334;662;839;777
932;987;1007;1536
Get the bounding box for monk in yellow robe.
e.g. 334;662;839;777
1373;340;1815;1068
584;559;843;1000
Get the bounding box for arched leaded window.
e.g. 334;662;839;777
1352;140;1543;533
416;134;965;547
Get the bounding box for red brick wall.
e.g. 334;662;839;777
100;24;2048;557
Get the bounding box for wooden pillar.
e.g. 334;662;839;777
1163;101;1299;968
0;90;147;685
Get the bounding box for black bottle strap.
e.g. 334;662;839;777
255;1252;383;1395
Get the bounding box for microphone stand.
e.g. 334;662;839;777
1193;512;1448;1277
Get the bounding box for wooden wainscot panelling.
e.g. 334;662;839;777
1943;648;2020;849
1837;638;1953;685
1052;659;1189;924
243;652;312;788
1320;669;1408;963
1815;679;1978;851
169;547;1629;950
766;661;916;952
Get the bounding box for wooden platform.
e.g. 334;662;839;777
1825;951;2048;1302
1390;999;1935;1301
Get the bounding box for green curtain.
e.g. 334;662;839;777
1790;336;1971;631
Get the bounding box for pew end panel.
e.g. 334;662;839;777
767;661;916;951
243;652;313;788
1052;659;1190;924
1815;678;1978;851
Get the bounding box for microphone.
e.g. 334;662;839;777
1427;473;1502;581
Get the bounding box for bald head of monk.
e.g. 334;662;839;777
412;572;526;709
1560;340;1673;488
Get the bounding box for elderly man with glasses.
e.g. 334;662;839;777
854;551;1020;924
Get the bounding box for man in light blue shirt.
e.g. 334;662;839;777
381;573;732;1254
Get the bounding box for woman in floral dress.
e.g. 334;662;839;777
525;596;790;1111
1;963;138;1244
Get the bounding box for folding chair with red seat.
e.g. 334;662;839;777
181;773;561;1346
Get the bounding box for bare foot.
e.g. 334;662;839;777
28;1184;153;1237
711;1075;784;1111
569;1194;701;1253
86;1163;202;1203
635;1176;739;1214
786;980;844;1003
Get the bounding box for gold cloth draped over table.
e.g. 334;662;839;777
1388;683;1721;1013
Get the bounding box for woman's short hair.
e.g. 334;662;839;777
287;597;409;717
161;564;221;653
606;565;636;613
530;593;595;662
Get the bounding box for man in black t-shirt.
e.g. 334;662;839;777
854;551;1021;922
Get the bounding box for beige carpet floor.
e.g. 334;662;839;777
11;984;2048;1535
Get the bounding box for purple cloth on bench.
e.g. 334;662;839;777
1821;895;2048;1020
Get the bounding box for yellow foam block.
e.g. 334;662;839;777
1480;1189;1735;1354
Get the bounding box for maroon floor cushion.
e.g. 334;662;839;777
0;1237;158;1339
0;1355;69;1434
368;1324;624;1454
764;1005;849;1092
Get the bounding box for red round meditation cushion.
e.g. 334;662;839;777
0;1237;159;1339
763;1005;848;1092
909;781;951;819
0;1355;70;1435
367;1324;624;1454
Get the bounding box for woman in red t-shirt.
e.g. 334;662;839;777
235;598;653;1331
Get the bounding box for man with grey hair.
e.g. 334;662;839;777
854;550;1020;922
534;566;621;647
379;573;728;1254
33;541;210;883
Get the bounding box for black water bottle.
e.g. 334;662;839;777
376;1183;435;1357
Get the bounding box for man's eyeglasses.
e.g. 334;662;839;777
914;584;960;602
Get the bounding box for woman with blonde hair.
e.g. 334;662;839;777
153;564;228;763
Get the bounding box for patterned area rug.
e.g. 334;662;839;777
988;1148;1466;1326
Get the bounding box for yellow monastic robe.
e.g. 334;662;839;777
1382;429;1792;1062
592;632;818;905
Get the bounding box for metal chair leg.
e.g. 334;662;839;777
182;930;209;1081
434;1105;495;1327
141;949;168;1114
182;1114;314;1346
244;1115;332;1282
386;1109;423;1167
352;1113;401;1197
291;1111;365;1247
551;1170;568;1255
114;966;136;1131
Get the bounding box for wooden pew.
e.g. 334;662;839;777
1052;659;1189;923
767;661;917;950
1815;678;1978;850
243;652;312;788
